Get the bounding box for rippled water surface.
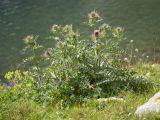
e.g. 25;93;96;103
0;0;160;75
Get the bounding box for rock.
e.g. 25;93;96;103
98;96;124;102
135;92;160;116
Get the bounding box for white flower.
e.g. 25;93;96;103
135;48;139;52
145;72;151;78
130;40;134;43
124;57;130;63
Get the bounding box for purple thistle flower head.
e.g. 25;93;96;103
2;83;7;88
93;29;100;38
8;82;14;87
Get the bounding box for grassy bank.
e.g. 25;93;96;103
0;63;160;120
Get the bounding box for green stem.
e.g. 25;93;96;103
32;47;41;81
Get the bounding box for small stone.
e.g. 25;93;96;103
98;96;124;102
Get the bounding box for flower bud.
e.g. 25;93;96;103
93;29;100;38
115;27;123;33
88;11;100;20
100;23;110;30
57;41;65;49
69;31;76;40
63;25;73;33
92;29;101;43
23;35;34;44
113;27;123;37
51;24;60;33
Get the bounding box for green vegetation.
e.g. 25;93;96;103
0;11;159;120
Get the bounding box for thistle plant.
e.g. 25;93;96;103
1;11;151;107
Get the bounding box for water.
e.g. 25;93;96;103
0;0;160;75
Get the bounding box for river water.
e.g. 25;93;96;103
0;0;160;75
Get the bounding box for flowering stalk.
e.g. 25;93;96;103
23;35;42;81
93;29;101;81
129;40;134;66
88;11;102;79
57;41;70;81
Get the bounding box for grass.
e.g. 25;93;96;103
1;63;160;120
45;92;156;120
